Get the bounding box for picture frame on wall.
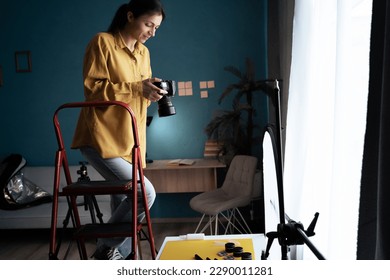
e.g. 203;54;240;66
0;65;3;86
15;51;32;72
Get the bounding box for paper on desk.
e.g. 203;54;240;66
167;159;195;166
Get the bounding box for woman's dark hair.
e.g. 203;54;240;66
108;0;165;33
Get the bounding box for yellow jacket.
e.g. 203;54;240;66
72;32;151;167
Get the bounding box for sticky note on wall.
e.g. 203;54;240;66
178;81;193;96
178;88;186;96
186;88;193;96
178;81;185;89
185;81;193;89
207;81;215;88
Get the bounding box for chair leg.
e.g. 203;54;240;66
214;214;219;235
222;210;234;234
220;208;252;234
208;215;217;235
235;208;252;234
195;214;216;234
194;214;207;233
209;215;213;235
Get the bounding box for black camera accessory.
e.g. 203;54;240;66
77;161;90;182
225;242;235;253
194;254;203;260
153;80;176;117
241;252;252;260
232;246;243;257
217;250;228;257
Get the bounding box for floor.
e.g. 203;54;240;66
0;221;199;260
0;200;264;260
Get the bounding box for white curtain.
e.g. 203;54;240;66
283;0;372;259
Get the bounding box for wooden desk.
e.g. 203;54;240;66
144;158;226;193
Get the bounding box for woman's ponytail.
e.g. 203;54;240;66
107;4;130;33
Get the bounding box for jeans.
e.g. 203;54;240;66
80;146;156;258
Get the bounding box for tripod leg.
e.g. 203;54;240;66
91;195;104;224
84;195;97;224
261;231;278;260
54;207;72;257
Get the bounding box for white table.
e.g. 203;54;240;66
156;234;266;260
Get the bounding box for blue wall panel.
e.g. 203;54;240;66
0;0;267;218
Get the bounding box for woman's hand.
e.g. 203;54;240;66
142;78;168;102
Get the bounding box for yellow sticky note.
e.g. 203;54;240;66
200;81;207;89
207;80;215;88
186;88;193;96
200;90;208;98
178;81;185;89
185;81;193;89
178;88;186;96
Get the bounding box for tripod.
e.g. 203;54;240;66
260;80;325;260
261;212;325;260
52;161;104;259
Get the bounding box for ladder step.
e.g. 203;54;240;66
61;180;133;195
73;223;143;239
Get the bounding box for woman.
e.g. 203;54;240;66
72;0;166;260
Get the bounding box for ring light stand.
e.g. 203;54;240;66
260;80;326;260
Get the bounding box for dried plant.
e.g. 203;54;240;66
205;58;269;164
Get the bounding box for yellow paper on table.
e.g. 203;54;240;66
158;238;255;260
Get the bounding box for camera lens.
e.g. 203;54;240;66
233;246;243;257
241;252;252;260
154;80;176;117
158;96;176;117
225;242;235;253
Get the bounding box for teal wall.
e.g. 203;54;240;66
0;0;267;218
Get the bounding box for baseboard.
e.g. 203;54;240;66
151;217;200;224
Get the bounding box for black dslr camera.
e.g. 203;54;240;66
153;80;176;117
